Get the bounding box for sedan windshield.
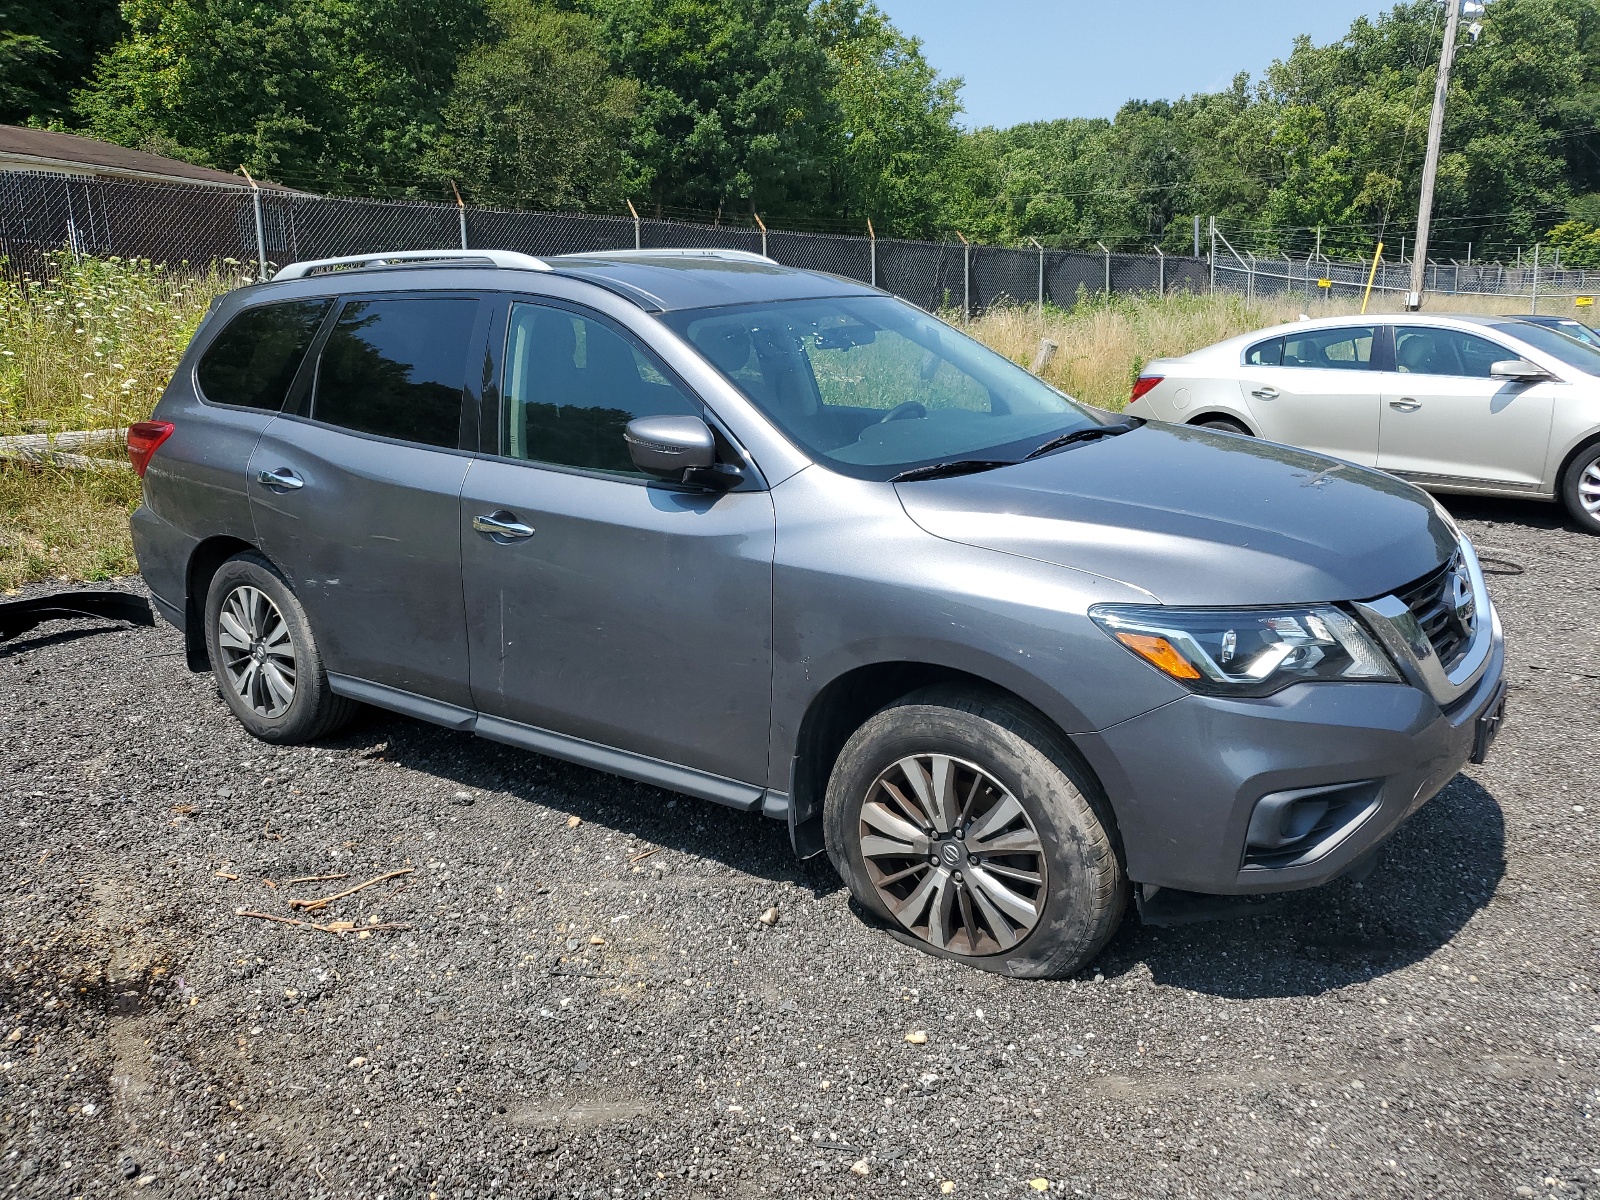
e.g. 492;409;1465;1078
662;296;1103;480
1492;320;1600;374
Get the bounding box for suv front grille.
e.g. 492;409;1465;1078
1394;558;1471;671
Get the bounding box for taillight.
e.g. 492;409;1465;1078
126;421;175;477
1129;375;1164;405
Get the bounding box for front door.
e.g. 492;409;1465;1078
248;293;485;706
460;298;775;785
1378;325;1556;488
1237;324;1383;464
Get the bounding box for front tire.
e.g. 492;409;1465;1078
823;687;1127;978
204;552;357;743
1560;441;1600;534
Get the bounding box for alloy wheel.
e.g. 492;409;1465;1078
1580;458;1600;516
857;754;1048;955
217;585;296;718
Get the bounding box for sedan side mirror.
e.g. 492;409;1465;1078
624;415;741;489
1489;358;1552;382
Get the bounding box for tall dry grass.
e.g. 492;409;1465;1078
966;289;1538;411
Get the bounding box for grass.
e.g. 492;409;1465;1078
0;253;245;592
0;256;1558;593
963;288;1527;412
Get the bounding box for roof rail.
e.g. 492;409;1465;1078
552;248;778;266
272;249;551;281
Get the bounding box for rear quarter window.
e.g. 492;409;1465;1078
196;299;331;410
1244;337;1283;366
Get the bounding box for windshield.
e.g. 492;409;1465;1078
1492;320;1600;374
662;295;1102;480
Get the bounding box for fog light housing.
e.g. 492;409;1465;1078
1243;781;1382;869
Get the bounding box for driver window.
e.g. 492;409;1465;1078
1394;327;1508;378
502;301;700;474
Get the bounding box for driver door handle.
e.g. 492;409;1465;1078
473;511;536;541
256;467;304;490
1389;398;1422;412
1250;386;1279;400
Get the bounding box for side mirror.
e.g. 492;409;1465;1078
1489;358;1551;382
624;415;741;489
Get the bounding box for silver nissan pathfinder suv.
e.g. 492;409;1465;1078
127;249;1507;978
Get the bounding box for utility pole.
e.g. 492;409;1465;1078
1408;0;1464;309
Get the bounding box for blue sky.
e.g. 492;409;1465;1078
872;1;1392;128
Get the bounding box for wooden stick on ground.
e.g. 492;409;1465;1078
287;868;413;912
237;909;411;935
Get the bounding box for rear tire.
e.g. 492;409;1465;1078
204;551;357;743
823;686;1127;979
1195;416;1251;435
1559;441;1600;535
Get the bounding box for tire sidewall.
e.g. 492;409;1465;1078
824;699;1122;978
1561;444;1600;534
204;555;323;743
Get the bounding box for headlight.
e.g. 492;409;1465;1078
1089;603;1399;696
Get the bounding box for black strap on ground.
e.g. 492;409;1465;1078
0;590;155;642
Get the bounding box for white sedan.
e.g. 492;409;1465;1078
1124;312;1600;533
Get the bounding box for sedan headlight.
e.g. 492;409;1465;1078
1089;603;1399;697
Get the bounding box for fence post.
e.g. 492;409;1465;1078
1097;241;1111;298
755;211;768;260
627;199;641;250
239;166;268;280
1152;245;1165;295
451;181;468;250
1193;215;1200;260
867;218;876;287
1209;217;1216;293
1531;243;1539;313
957;231;971;322
1028;236;1045;323
1245;251;1257;304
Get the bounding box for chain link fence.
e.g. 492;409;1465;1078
9;170;1591;316
0;171;1216;317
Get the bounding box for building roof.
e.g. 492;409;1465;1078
0;125;285;189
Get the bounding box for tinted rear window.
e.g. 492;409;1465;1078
312;298;479;448
1245;337;1282;366
196;299;330;410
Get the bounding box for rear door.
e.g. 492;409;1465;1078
247;292;487;707
1378;325;1556;488
1236;325;1383;464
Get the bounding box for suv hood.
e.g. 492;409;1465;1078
894;423;1457;606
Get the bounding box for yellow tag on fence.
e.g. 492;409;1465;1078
1317;279;1332;289
1577;296;1594;307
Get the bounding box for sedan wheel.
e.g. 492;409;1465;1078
217;584;297;717
858;753;1047;955
1560;443;1600;535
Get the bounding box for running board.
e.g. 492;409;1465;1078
327;673;781;817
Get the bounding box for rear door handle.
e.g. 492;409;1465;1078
473;511;536;541
1250;386;1279;400
256;467;304;490
1389;399;1421;412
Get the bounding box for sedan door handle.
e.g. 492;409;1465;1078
256;467;304;490
1250;386;1279;400
473;511;536;541
1389;398;1422;412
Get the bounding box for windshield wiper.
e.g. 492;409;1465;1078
1022;419;1141;461
888;459;1013;483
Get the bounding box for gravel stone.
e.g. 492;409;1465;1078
1;495;1597;1198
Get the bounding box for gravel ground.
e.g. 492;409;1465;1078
2;495;1597;1200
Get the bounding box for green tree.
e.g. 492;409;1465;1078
575;0;836;218
424;2;636;209
813;0;962;238
0;0;123;125
75;0;484;191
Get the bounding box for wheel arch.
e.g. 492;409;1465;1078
1554;427;1600;493
182;535;258;670
1187;411;1255;434
787;660;1113;857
